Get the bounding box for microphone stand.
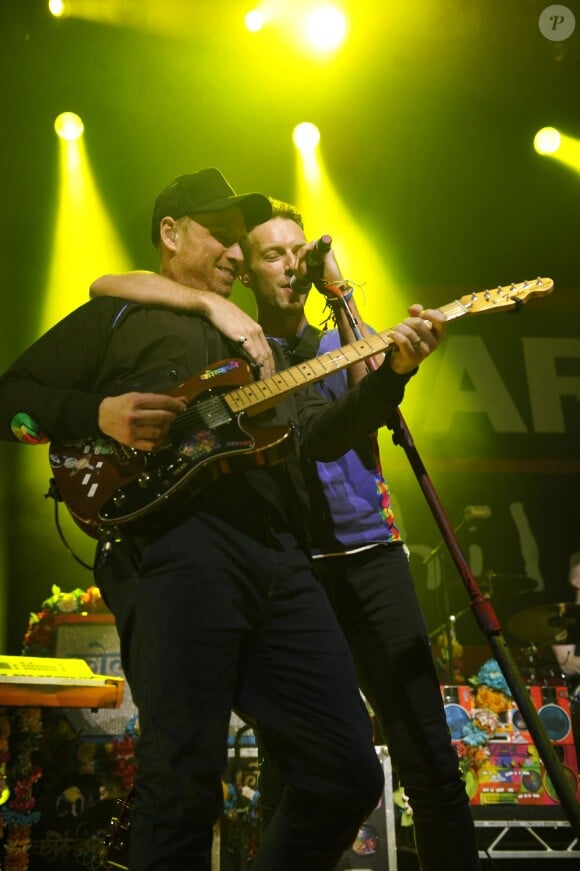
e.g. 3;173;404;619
332;290;580;836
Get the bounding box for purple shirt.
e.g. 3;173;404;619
272;328;401;556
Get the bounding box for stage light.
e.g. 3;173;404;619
54;112;84;142
292;124;400;355
19;115;133;575
304;5;347;54
48;0;66;17
534;126;561;155
44;123;131;332
534;126;580;174
245;9;265;32
293;122;320;152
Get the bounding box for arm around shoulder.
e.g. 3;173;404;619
90;271;214;316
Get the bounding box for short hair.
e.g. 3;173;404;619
268;197;304;228
240;197;304;261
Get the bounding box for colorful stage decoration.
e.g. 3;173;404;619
441;659;579;808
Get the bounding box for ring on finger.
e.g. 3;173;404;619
411;337;422;348
238;335;248;345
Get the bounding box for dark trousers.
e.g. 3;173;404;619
96;510;383;871
314;543;481;870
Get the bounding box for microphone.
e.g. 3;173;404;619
464;505;492;521
289;235;332;291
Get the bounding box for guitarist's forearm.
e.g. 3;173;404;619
90;271;276;379
91;271;205;311
299;361;413;463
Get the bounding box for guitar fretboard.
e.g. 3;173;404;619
223;279;552;417
225;330;392;416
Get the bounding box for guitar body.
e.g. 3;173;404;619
49;359;293;540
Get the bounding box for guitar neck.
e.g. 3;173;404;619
221;278;553;417
224;329;391;417
223;298;471;417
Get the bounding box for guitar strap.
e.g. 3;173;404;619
287;324;324;364
111;301;138;331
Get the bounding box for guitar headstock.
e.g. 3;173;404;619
446;277;554;321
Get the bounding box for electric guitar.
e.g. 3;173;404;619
49;278;553;539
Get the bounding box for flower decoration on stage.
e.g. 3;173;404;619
22;584;110;656
0;708;43;871
470;658;512;700
448;658;514;795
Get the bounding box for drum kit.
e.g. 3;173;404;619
507;602;580;648
506;599;580;717
505;601;579;684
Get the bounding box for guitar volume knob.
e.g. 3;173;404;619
137;473;151;488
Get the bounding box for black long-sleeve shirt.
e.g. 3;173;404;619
0;296;412;543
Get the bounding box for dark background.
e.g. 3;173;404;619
0;0;579;670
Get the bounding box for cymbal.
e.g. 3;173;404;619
507;603;580;645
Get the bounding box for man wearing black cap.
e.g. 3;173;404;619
149;168;277;378
0;168;445;870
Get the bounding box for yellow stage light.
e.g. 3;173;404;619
48;0;66;17
535;127;580;174
44;124;131;332
54;112;84;142
21;117;134;568
293;128;401;343
304;5;347;54
293;122;321;152
534;126;561;155
245;9;265;32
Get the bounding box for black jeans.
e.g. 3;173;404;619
96;510;383;871
313;543;481;870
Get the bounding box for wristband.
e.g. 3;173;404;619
320;281;354;303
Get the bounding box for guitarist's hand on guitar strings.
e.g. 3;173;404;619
98;392;187;452
388;304;446;375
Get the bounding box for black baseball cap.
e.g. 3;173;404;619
151;168;272;244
